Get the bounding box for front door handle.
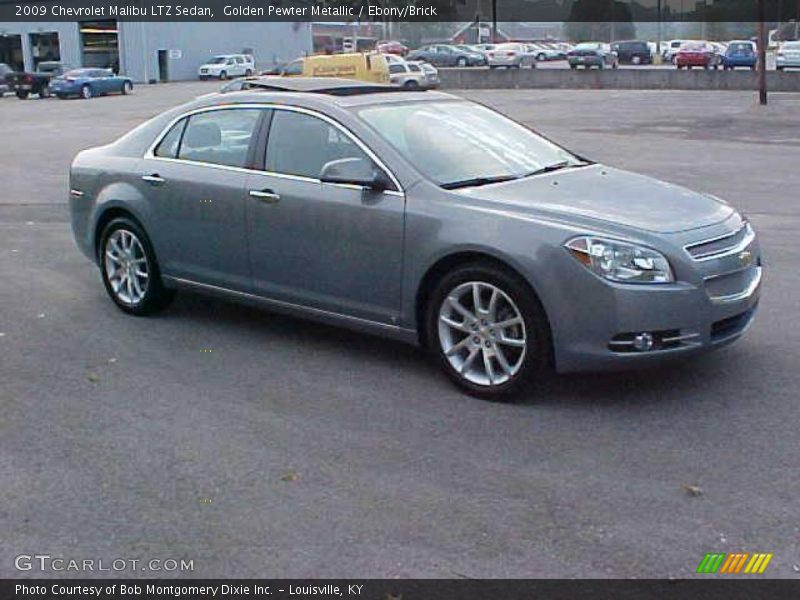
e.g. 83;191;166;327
249;189;280;204
142;174;165;185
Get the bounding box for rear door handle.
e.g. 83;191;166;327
142;174;165;185
249;189;280;204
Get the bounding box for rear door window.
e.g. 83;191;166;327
177;109;262;168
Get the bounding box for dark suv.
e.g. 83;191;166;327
611;40;652;65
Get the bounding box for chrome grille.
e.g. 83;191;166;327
685;222;753;261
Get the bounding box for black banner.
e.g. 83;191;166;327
2;0;800;23
3;580;800;600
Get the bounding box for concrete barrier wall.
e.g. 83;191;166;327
439;68;800;92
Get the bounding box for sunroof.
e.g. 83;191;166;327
238;77;425;96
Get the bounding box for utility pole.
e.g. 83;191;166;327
757;0;767;105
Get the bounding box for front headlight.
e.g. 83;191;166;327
565;236;675;283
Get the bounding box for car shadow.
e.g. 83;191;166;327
166;290;743;410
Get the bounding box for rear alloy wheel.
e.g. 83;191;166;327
428;264;550;400
100;218;175;315
456;57;467;67
122;81;132;94
403;79;419;89
81;84;92;99
219;71;228;80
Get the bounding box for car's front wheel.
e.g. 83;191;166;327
219;70;228;80
81;84;92;99
99;217;175;315
121;81;132;94
427;263;551;400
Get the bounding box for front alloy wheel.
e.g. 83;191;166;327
428;264;551;399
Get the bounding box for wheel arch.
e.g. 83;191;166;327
414;250;553;356
93;206;147;264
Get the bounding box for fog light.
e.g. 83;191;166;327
633;332;655;352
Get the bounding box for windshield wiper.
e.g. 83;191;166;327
523;160;591;178
440;175;519;190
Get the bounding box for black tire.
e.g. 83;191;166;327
537;53;546;61
16;89;29;99
569;64;577;69
39;86;51;98
403;79;419;89
777;66;784;71
425;262;552;401
219;71;228;80
56;93;67;99
245;68;253;76
121;80;132;95
81;84;92;99
98;217;175;316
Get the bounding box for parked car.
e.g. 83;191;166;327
67;78;761;399
8;61;71;98
388;61;428;88
528;43;562;61
611;40;653;65
407;44;485;67
776;40;800;71
487;43;537;69
675;42;722;69
567;43;619;69
471;43;497;56
375;40;408;56
49;68;133;99
198;54;255;80
721;41;757;70
277;52;389;84
663;39;691;62
0;62;13;96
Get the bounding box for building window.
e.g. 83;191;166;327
29;32;60;70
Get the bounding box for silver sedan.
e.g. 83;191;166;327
69;78;761;399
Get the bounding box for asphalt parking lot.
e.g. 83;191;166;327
1;81;799;578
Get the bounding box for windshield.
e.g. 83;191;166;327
65;69;92;78
207;57;228;64
358;101;584;187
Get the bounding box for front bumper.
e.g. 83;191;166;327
550;220;762;373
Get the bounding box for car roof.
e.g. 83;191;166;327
191;79;455;111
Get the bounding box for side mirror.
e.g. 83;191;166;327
320;158;391;191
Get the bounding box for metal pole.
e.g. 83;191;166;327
491;0;497;42
758;0;767;105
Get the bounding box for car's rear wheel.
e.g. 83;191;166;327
427;263;551;400
456;57;467;67
121;81;132;94
245;68;253;76
81;84;92;99
403;79;419;89
99;218;175;316
16;90;29;99
39;86;51;98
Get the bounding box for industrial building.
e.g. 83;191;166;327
0;21;312;81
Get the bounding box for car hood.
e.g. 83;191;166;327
454;164;734;234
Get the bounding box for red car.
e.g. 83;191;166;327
675;42;722;70
376;40;408;56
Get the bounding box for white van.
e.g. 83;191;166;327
198;54;255;80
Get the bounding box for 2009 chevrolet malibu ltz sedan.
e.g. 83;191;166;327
69;78;762;399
